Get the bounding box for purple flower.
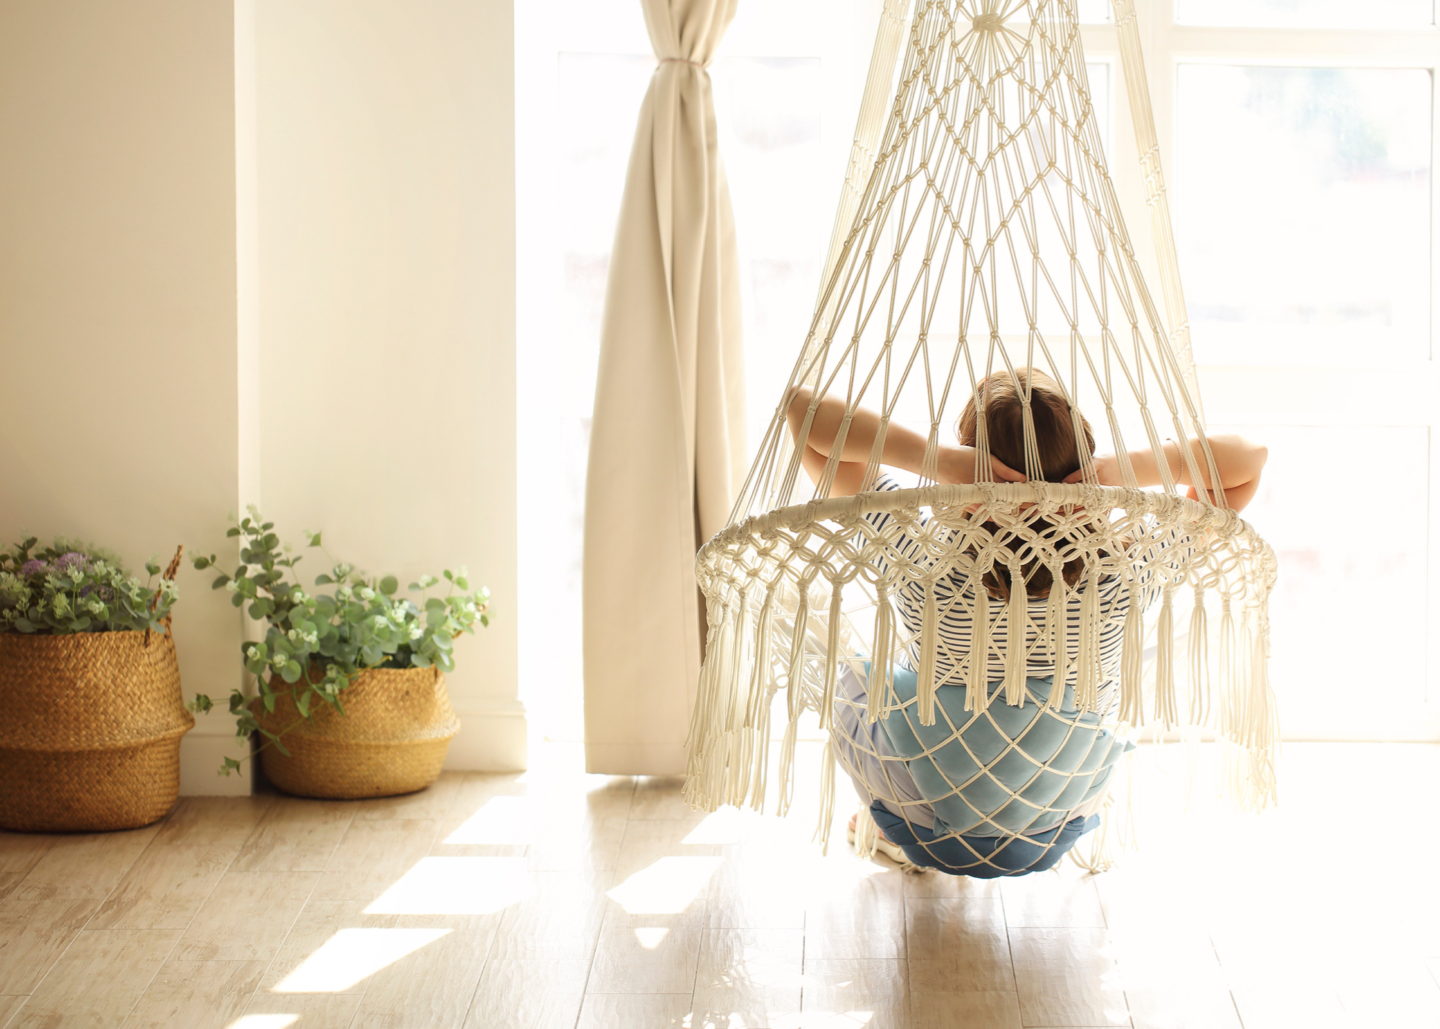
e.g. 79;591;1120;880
55;552;89;572
19;560;48;577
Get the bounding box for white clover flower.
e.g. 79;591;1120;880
337;585;353;600
359;587;375;601
372;615;387;627
225;580;240;593
408;626;423;640
302;631;318;647
270;654;287;669
291;590;307;604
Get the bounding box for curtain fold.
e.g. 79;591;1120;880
582;0;745;774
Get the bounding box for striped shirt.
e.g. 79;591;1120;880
863;473;1169;713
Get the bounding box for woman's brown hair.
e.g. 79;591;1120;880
955;368;1096;601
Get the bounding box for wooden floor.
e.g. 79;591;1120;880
0;741;1437;1029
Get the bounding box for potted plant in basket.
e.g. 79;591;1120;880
0;539;189;832
191;508;489;798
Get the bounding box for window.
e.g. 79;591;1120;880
517;1;1440;742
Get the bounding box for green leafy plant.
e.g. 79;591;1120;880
190;508;490;775
0;537;178;635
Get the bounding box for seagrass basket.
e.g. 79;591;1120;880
0;627;194;832
252;666;459;799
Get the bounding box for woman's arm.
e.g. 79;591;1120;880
1065;434;1268;512
786;387;1024;498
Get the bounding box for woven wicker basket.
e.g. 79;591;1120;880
253;666;459;799
0;628;194;832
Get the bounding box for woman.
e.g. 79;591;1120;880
787;368;1267;875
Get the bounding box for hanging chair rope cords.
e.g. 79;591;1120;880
819;580;846;731
1188;581;1210;726
870;580;895;723
1003;558;1028;706
919;576;943;723
1155;585;1178;730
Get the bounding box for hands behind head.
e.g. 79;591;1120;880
936;445;1027;485
1063;452;1122;486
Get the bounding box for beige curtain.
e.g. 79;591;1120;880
582;0;746;774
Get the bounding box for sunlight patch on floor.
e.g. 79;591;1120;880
607;856;724;915
365;856;533;914
681;807;750;844
443;796;533;844
633;926;670;949
274;928;450;992
225;1015;299;1029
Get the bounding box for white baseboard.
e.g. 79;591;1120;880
180;731;254;796
444;704;528;771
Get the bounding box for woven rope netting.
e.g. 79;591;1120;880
683;0;1279;870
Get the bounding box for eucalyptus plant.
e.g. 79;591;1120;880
0;537;177;635
191;508;489;774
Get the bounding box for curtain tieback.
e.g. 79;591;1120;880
658;57;707;69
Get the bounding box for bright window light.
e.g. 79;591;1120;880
681;807;749;844
365;857;533;915
607;856;724;915
443;796;533;845
273;928;449;993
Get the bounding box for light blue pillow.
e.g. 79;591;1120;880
868;663;1128;838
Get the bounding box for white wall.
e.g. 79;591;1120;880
0;0;252;793
0;0;524;790
252;0;523;769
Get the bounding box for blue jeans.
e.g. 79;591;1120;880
869;802;1099;878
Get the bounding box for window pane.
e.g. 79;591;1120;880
1078;0;1112;23
1176;66;1432;365
1215;424;1429;716
1176;0;1434;29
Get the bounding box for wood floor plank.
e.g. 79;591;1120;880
0;995;27;1029
1229;984;1346;1029
1110;926;1240;1029
255;898;398;994
704;850;807;930
691;927;803;1029
0;835;54;902
612;817;720;880
231;799;355;873
90;844;237;930
1010;928;1129;1027
173;871;319;963
801;958;910;1029
463;957;590;1029
630;776;701;821
310;818;442;904
10;928;181;1029
243;990;364;1028
8;829;159;904
489;870;609;961
121;958;267;1029
152;797;275;848
1000;865;1107;929
347;927;492;1029
911;990;1023;1029
0;896;103;994
906;897;1013;993
575;994;693;1029
352;774;461;822
586;921;703;994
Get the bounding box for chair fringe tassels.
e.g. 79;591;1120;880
964;579;989;714
1118;580;1145;725
786;584;810;723
1003;562;1028;706
746;587;775;730
853;802;880;860
815;740;837;854
1155;587;1178;729
819;582;845;731
869;582;894;723
918;579;941;723
1075;570;1101;712
1047;571;1069;710
1187;583;1210;725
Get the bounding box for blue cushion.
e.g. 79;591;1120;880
866;663;1128;838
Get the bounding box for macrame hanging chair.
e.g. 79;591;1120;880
683;0;1279;873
